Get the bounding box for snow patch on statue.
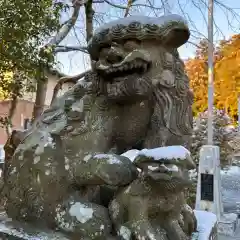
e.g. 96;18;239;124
69;202;94;223
122;146;191;161
93;14;188;35
139;146;191;160
94;154;122;164
118;225;131;240
122;146;195;176
121;149;140;162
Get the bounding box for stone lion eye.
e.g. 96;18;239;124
123;39;141;51
99;46;111;58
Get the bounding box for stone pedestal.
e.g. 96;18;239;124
195;145;223;220
218;213;238;237
195;145;240;237
0;212;69;240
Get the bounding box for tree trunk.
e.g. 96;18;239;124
5;72;22;137
238;92;240;132
32;4;81;121
5;96;18;137
124;0;133;17
85;0;93;43
32;77;48;121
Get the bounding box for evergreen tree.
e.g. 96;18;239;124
191;108;236;164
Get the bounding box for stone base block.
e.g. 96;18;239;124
0;210;223;240
0;212;69;240
218;213;238;237
192;210;218;239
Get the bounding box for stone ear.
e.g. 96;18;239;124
125;179;150;196
91;60;97;70
162;28;190;48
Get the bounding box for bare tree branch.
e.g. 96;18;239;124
55;45;88;53
33;3;83;121
85;0;94;43
101;0;163;11
4;71;26;136
103;0;126;9
124;0;133;17
48;5;81;46
51;70;91;105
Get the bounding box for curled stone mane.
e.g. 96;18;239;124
87;14;193;148
87;47;194;148
88;14;190;60
149;49;193;148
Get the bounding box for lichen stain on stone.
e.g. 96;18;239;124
161;69;175;86
10;167;16;174
71;99;84;113
119;226;131;240
55;205;74;232
65;164;70;170
83;154;92;162
147;230;157;240
33;156;41;164
37;173;41;183
94;154;122;165
34;145;45;156
140;101;145;107
109;199;120;220
165;52;174;63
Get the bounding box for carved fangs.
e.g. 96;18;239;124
103;59;150;77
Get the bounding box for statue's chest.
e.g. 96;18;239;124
114;100;153;148
147;193;180;214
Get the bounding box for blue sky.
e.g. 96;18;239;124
56;0;240;75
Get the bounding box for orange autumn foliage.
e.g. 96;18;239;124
185;35;240;120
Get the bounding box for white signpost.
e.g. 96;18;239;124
195;145;223;219
195;145;239;237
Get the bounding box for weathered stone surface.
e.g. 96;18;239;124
0;212;69;240
109;147;197;239
2;14;195;239
218;213;238;237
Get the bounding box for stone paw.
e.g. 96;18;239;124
93;154;138;186
180;204;197;236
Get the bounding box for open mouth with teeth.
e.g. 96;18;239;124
95;50;152;81
100;59;150;80
133;147;195;183
145;162;184;181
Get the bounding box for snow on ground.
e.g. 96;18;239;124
194;210;217;240
221;166;240;175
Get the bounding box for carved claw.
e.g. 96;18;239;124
180;204;197;236
117;221;168;240
163;220;188;240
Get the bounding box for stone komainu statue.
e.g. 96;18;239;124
2;14;197;239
